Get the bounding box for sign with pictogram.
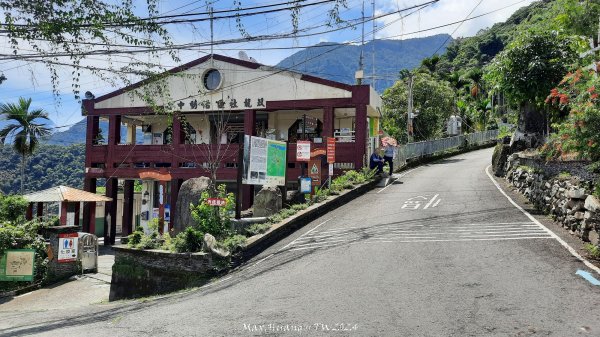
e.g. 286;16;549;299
0;249;35;281
206;198;227;207
326;137;336;163
309;159;321;186
58;233;78;263
296;141;311;161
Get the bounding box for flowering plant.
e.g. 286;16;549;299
543;69;600;161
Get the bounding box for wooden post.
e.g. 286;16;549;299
242;109;256;210
105;178;118;245
122;180;134;236
26;203;33;220
355;104;367;170
59;202;68;226
83;177;96;234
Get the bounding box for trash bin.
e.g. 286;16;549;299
78;232;98;273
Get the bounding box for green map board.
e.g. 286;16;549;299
244;136;287;186
266;140;287;184
0;249;35;282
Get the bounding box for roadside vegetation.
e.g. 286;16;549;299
127;168;378;256
0;194;51;293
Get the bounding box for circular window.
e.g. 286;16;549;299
203;69;221;91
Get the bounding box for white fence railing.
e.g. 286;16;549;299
393;130;498;168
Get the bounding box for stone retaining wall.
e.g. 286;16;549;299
504;155;600;245
109;247;227;301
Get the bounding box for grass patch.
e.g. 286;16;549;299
584;243;600;259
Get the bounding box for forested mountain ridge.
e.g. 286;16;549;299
276;34;452;93
0;144;85;195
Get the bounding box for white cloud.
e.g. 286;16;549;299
375;0;537;39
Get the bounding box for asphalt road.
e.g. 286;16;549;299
2;148;599;336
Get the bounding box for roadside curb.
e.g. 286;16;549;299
240;179;379;261
485;165;600;276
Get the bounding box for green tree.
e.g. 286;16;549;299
0;98;51;194
484;31;576;145
382;72;455;142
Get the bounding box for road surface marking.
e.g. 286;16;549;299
485;165;600;276
423;194;440;209
377;168;418;193
288;236;553;251
278;218;334;252
576;270;600;286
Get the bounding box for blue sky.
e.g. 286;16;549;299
0;0;535;132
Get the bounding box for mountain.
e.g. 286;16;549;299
45;118;88;145
0;144;85;195
276;34;452;92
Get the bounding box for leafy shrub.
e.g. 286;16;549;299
291;203;308;211
245;222;271;236
220;234;247;252
584;243;600;259
171;226;204;253
190;184;235;239
0;194;28;222
0;220;49;290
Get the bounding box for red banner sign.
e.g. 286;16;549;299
326;137;336;163
206;198;227;207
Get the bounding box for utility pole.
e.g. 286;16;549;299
407;74;414;143
372;0;376;90
356;0;365;85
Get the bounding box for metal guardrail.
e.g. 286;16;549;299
393;130;498;168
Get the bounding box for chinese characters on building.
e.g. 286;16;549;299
176;97;265;111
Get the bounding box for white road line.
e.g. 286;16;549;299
485;165;600;276
278;218;334;252
377;167;418;194
423;194;440;209
432;199;442;208
288;236;554;251
308;222;537;236
301;224;541;239
251;253;274;268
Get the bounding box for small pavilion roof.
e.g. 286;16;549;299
23;186;112;203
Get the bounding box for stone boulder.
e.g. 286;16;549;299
492;143;511;177
253;185;283;217
585;195;600;213
203;233;230;258
174;177;211;234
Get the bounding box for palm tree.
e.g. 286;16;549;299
0;98;51;194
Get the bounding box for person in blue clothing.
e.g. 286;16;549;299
369;148;384;174
383;144;395;176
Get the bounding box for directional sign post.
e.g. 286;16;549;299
309;159;321;186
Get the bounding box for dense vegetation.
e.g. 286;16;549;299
0;144;85;195
382;0;600;155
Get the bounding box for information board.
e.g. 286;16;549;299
309;159;321;186
243;136;287;186
58;233;78;263
296;141;311;161
0;249;35;282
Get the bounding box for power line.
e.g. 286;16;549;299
432;0;485;56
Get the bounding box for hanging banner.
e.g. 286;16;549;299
296;140;311;161
58;233;78;263
327;137;336;163
243;136;287;186
0;249;35;282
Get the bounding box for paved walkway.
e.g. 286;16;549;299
0;246;114;312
